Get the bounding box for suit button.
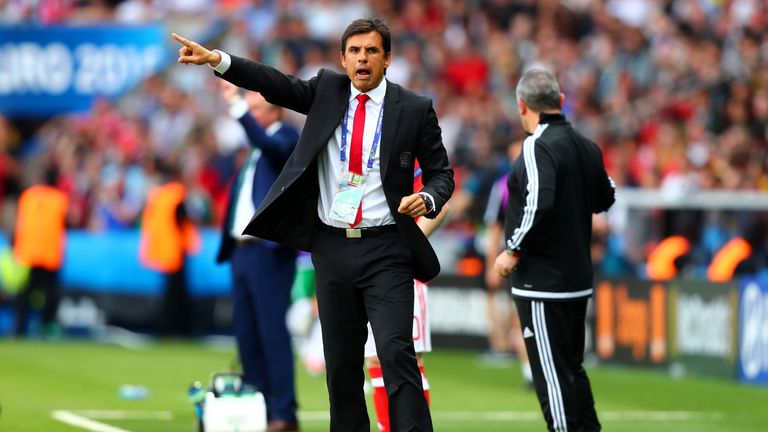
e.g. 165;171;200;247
281;186;286;192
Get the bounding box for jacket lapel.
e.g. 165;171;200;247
380;81;401;181
309;81;349;162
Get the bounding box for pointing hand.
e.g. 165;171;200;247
172;33;221;67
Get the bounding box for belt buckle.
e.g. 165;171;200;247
345;228;362;238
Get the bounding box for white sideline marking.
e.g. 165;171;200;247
53;409;723;431
52;410;173;432
297;411;331;420
436;411;540;421
72;410;173;420
298;410;723;422
52;411;133;432
600;411;724;421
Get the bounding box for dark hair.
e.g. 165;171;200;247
341;17;391;54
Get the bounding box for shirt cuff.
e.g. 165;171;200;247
209;50;231;74
418;192;435;213
228;97;249;119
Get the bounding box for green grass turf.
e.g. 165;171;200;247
0;339;766;431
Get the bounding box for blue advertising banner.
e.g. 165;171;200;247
60;229;231;297
739;278;768;385
0;25;167;116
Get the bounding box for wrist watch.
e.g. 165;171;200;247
419;194;434;212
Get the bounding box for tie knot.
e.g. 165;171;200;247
357;94;370;105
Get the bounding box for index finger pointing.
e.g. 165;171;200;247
172;33;192;47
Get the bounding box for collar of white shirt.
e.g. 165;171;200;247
266;121;282;136
349;79;386;105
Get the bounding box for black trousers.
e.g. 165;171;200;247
14;267;60;336
514;297;601;432
312;229;433;432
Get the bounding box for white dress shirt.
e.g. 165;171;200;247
317;80;392;228
231;147;260;238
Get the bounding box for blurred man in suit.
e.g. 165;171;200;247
216;81;299;431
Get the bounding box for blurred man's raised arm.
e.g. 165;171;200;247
214;54;318;116
172;33;316;115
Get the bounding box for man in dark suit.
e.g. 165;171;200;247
216;81;300;431
174;17;453;432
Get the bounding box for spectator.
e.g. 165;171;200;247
139;165;201;337
13;168;68;338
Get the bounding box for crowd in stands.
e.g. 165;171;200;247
1;0;767;277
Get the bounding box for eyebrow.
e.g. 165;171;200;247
347;44;381;51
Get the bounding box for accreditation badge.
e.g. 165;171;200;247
329;171;366;224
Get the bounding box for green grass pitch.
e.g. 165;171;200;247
0;340;766;431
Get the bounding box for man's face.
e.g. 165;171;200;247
247;92;277;128
341;31;391;93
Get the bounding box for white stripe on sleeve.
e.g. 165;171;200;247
507;124;548;251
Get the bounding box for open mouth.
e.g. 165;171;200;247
355;68;371;79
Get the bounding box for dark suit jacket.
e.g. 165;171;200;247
217;55;454;281
216;111;299;263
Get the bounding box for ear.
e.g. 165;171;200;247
517;98;527;116
559;93;565;109
340;51;347;70
384;51;392;69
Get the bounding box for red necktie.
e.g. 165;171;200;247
350;94;369;227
